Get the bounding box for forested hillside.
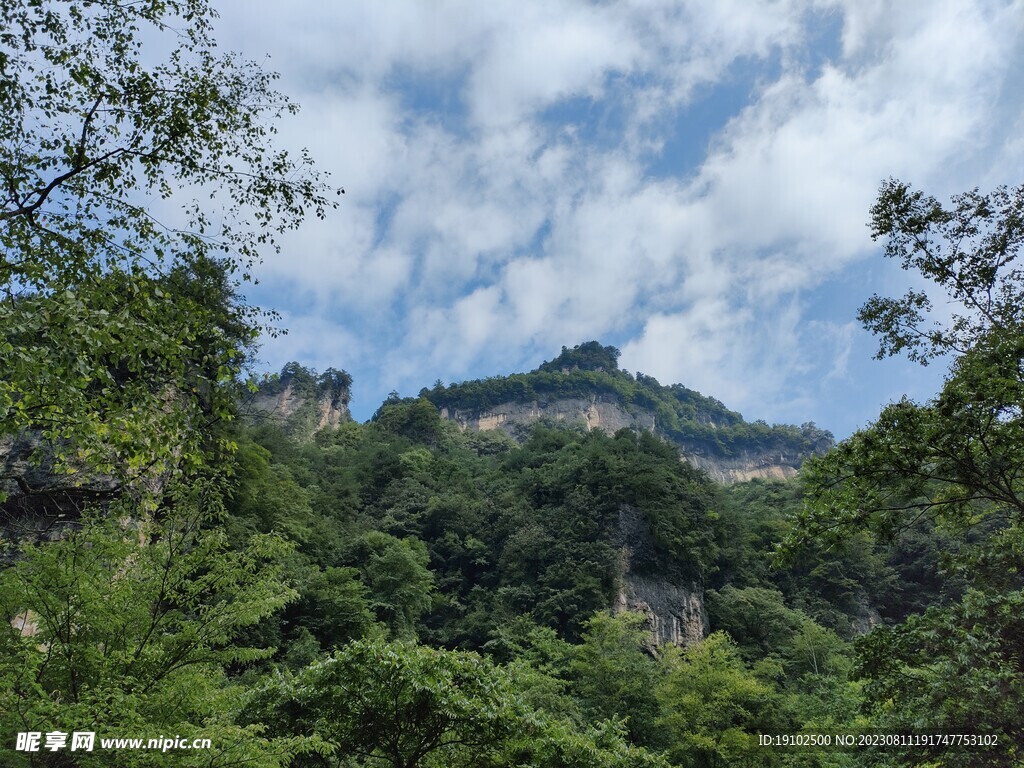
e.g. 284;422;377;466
0;347;1001;765
2;1;1022;766
419;342;834;483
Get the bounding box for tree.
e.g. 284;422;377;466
791;180;1024;765
855;588;1024;767
0;481;301;766
656;632;779;768
371;398;446;446
293;566;376;651
569;612;663;749
250;640;521;768
484;615;580;718
793;180;1024;549
860;181;1023;365
705;586;803;661
1;0;339;489
538;342;621;373
249;638;670;768
350;531;435;641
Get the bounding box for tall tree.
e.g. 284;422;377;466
656;632;779;768
0;0;339;492
792;180;1024;766
570;611;662;749
248;638;669;768
794;180;1024;547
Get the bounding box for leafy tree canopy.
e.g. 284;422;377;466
0;481;300;767
248;638;669;768
538;341;622;373
793;180;1024;550
790;180;1024;765
0;0;339;486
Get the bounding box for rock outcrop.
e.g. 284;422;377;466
685;452;800;484
245;381;349;430
2;364;352;543
441;396;652;435
441;394;822;484
1;433;120;554
615;574;708;647
613;504;708;647
241;364;352;436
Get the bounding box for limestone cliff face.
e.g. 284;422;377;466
685;453;799;484
245;382;350;430
3;365;352;539
615;574;708;647
441;396;654;434
440;394;818;484
850;604;884;636
613;505;707;647
242;364;352;437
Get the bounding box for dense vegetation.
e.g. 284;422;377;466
3;277;1018;761
258;363;354;402
2;355;985;766
790;180;1024;764
2;1;1022;765
420;342;833;459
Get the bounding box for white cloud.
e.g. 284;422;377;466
619;0;1022;422
255;312;363;375
467;2;644;126
212;0;1023;432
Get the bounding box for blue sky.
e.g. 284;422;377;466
214;0;1024;438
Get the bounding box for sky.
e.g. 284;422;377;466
213;0;1024;438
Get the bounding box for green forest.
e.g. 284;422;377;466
2;2;1023;766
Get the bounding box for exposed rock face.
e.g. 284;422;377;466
686;453;800;484
1;433;121;554
850;605;884;636
613;504;708;647
3;366;352;540
615;574;708;647
441;396;655;435
441;395;812;484
244;382;350;430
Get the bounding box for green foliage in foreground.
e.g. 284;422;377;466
2;403;886;767
5;23;1020;760
789;179;1024;767
0;482;302;767
0;0;338;493
247;638;669;768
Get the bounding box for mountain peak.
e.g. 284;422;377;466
537;341;621;373
420;344;833;483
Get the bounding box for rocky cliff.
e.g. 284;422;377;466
245;381;349;430
1;364;352;540
615;574;708;647
614;504;708;647
440;393;827;484
424;342;832;485
242;363;352;435
241;345;831;483
1;433;122;556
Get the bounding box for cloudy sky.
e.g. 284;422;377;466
215;0;1023;437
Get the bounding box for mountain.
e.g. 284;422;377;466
418;342;833;484
242;362;352;434
2;343;828;543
